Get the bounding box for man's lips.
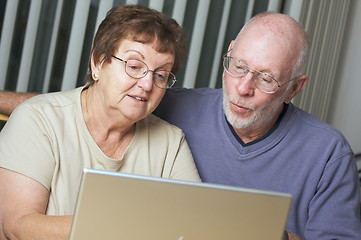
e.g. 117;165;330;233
231;102;252;112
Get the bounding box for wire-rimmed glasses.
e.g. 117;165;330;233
223;52;297;94
111;55;176;89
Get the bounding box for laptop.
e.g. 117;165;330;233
69;168;292;240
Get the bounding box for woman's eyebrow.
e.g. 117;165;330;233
123;50;145;59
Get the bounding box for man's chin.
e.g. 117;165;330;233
226;113;256;130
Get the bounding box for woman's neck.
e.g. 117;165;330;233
81;86;135;159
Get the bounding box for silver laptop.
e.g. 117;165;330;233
69;168;292;240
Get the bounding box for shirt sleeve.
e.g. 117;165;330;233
305;151;361;239
166;133;201;182
0;103;56;189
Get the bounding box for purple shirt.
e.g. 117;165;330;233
154;87;361;239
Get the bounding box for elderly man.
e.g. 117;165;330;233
0;12;360;239
155;12;361;239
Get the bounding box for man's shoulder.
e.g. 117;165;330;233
165;87;222;99
291;104;339;132
154;87;223;125
160;87;222;108
138;114;185;139
288;104;352;149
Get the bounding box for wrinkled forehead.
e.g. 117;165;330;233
125;32;176;56
232;26;297;78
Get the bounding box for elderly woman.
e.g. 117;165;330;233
0;5;200;239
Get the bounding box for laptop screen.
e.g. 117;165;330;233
69;168;292;240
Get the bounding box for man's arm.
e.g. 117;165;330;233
0;91;37;116
306;151;361;239
0;167;72;240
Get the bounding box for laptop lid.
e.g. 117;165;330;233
69;168;292;240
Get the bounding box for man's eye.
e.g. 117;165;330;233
260;76;274;84
234;65;247;73
236;66;246;71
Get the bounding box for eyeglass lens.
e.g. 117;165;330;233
223;57;278;93
125;59;175;89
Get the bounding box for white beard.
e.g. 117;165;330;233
222;76;289;131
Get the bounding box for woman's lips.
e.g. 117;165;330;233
128;94;147;102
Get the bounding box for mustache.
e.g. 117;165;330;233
227;95;256;111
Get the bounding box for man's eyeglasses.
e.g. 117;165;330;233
111;55;176;89
223;51;297;94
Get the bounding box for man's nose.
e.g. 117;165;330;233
235;71;255;96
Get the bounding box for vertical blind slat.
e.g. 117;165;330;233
267;0;282;12
43;0;64;93
61;0;91;91
172;0;187;26
95;0;114;34
91;0;114;57
0;0;19;89
16;0;42;92
245;0;255;22
209;0;232;88
126;0;139;5
183;0;211;88
149;0;164;11
284;0;304;22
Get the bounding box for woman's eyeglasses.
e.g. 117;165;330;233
111;55;176;89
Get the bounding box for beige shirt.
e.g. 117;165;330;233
0;87;200;215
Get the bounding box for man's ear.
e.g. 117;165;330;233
284;75;308;104
228;40;234;52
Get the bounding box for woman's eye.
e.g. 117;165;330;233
128;63;142;70
129;65;140;70
155;71;168;81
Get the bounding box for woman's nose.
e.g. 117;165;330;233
137;71;154;91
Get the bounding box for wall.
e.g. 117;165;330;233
327;0;361;154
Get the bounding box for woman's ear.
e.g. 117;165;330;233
90;53;103;81
284;75;308;104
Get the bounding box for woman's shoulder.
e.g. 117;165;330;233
11;87;83;123
22;87;82;107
